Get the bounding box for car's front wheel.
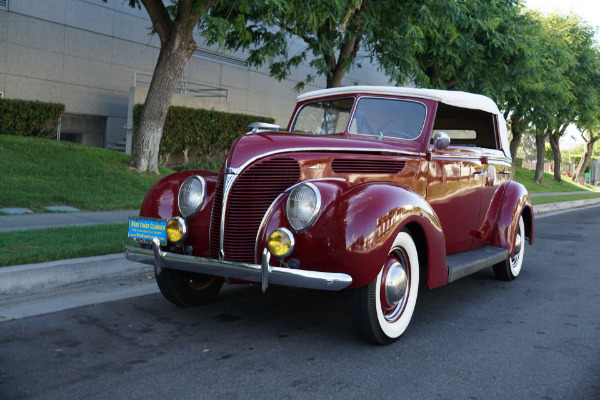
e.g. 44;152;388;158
493;215;525;281
348;229;419;345
156;268;223;307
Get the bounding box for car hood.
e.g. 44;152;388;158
226;131;427;170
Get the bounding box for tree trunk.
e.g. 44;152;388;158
548;133;562;182
509;130;522;167
533;134;547;184
130;30;197;173
508;112;524;167
573;132;600;183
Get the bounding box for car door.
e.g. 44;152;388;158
426;144;483;254
471;114;513;248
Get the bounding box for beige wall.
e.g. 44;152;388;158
0;0;391;151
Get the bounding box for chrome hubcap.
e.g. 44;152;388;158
384;261;408;309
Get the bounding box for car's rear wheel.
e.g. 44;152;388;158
156;268;223;307
493;215;525;281
348;229;419;345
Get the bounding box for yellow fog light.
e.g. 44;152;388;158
166;216;187;244
268;228;295;258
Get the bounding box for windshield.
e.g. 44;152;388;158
291;98;354;135
349;98;426;140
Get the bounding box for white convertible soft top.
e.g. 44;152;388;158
297;86;510;158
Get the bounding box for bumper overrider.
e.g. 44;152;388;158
125;238;352;293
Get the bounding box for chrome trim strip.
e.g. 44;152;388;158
231;147;425;174
486;157;512;164
430;153;483;161
219;171;238;260
125;245;353;292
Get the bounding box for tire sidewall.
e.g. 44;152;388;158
374;231;420;339
509;216;525;278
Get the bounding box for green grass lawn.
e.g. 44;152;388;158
531;192;600;205
0;223;129;267
514;167;596;194
0;135;172;212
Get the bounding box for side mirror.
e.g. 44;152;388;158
432;131;451;150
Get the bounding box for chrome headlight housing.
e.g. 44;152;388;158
178;175;206;219
286;183;321;232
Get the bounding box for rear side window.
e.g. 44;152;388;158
348;98;427;140
433;103;498;149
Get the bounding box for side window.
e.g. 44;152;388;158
432;103;498;149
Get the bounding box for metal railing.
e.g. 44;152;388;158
133;72;228;101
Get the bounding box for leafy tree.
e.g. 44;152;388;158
572;46;600;183
380;0;526;93
206;0;405;90
543;14;599;183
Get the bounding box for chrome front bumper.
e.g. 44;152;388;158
125;238;352;293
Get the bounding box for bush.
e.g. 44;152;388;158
515;158;523;168
133;104;275;160
0;99;65;138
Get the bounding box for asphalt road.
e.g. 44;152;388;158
1;208;599;400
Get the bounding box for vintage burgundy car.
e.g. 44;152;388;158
126;86;534;345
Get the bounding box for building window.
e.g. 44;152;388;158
0;0;8;11
59;113;106;148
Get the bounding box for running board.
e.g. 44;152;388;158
447;246;509;283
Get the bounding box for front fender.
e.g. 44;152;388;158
140;170;219;257
491;181;534;256
262;181;447;289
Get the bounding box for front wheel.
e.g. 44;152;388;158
493;215;525;281
156;268;223;307
348;229;420;345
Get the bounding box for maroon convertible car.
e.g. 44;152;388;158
127;86;534;345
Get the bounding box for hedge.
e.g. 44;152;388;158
133;104;276;159
0;98;65;138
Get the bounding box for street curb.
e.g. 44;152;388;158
533;197;600;215
0;254;152;296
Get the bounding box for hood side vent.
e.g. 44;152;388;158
332;159;406;174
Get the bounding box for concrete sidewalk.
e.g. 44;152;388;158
0;209;138;232
2;199;600;299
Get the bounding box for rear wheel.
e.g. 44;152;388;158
493;215;525;281
349;229;419;345
156;268;223;307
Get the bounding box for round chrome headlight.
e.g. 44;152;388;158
178;175;206;219
286;183;321;232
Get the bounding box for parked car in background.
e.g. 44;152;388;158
127;86;534;345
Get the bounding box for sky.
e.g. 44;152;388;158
524;0;600;33
523;0;600;149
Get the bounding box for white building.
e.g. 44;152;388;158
0;0;390;152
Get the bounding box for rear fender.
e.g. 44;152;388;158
491;181;534;256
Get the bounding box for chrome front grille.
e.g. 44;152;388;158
209;158;300;263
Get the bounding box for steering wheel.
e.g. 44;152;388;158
377;119;413;139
